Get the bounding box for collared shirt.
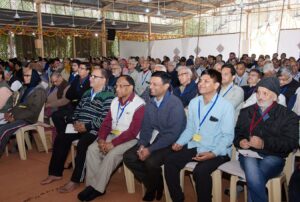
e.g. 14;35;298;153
234;73;248;87
220;82;244;109
176;93;235;156
119;92;135;106
154;97;163;108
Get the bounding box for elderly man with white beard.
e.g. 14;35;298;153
234;77;299;202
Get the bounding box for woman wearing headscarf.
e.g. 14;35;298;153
0;65;47;157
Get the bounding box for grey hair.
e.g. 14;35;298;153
277;66;293;79
263;62;274;73
50;71;62;78
168;61;177;67
154;64;167;72
177;66;193;77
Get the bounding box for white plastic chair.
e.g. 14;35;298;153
162;162;222;202
15;105;50;160
218;150;295;202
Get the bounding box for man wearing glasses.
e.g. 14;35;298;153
41;69;115;194
135;59;152;96
51;62;91;138
77;75;145;201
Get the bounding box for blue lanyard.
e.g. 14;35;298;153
238;78;243;86
222;84;233;97
141;71;150;85
198;93;219;131
116;101;130;125
90;89;96;101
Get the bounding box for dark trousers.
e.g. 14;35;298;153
123;144;172;193
48;132;96;183
289;167;300;202
164;146;229;202
51;107;74;135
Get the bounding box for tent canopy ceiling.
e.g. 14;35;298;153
0;8;182;33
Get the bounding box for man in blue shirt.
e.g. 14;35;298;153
123;71;186;201
164;69;235;202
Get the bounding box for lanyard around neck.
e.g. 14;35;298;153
249;102;276;135
222;84;233;97
198;94;219;132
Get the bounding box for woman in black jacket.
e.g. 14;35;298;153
234;77;299;202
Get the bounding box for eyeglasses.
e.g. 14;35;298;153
90;74;104;79
79;67;87;70
115;84;130;89
23;74;32;77
178;72;188;77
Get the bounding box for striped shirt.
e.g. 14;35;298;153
72;86;115;135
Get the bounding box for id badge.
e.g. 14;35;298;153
111;130;121;136
192;134;202;142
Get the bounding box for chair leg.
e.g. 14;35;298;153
283;181;288;202
15;130;26;160
212;170;222;202
266;181;272;202
37;126;48;153
24;132;32;150
162;166;172;202
189;174;197;193
230;176;238;202
123;163;136;193
179;169;185;191
244;185;247;202
271;180;282;202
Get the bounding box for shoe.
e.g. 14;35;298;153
142;191;156;201
77;186;94;201
84;188;105;201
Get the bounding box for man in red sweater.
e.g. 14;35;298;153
77;75;145;201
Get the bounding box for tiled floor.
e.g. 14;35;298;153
0;147;243;202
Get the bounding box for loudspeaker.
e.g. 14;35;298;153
107;29;116;41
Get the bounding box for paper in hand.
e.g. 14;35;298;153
238;149;263;159
65;123;78;134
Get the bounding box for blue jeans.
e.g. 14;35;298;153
239;154;285;202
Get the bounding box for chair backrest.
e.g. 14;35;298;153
37;105;45;123
283;152;296;185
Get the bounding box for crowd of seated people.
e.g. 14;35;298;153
0;52;299;202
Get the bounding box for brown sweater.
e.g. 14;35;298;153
11;84;47;123
46;85;70;109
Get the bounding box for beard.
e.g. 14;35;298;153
257;99;273;111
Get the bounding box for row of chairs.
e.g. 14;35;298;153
122;147;297;202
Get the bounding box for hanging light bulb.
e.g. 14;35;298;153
157;0;161;16
96;0;102;22
50;0;55;26
112;0;116;25
145;8;150;13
